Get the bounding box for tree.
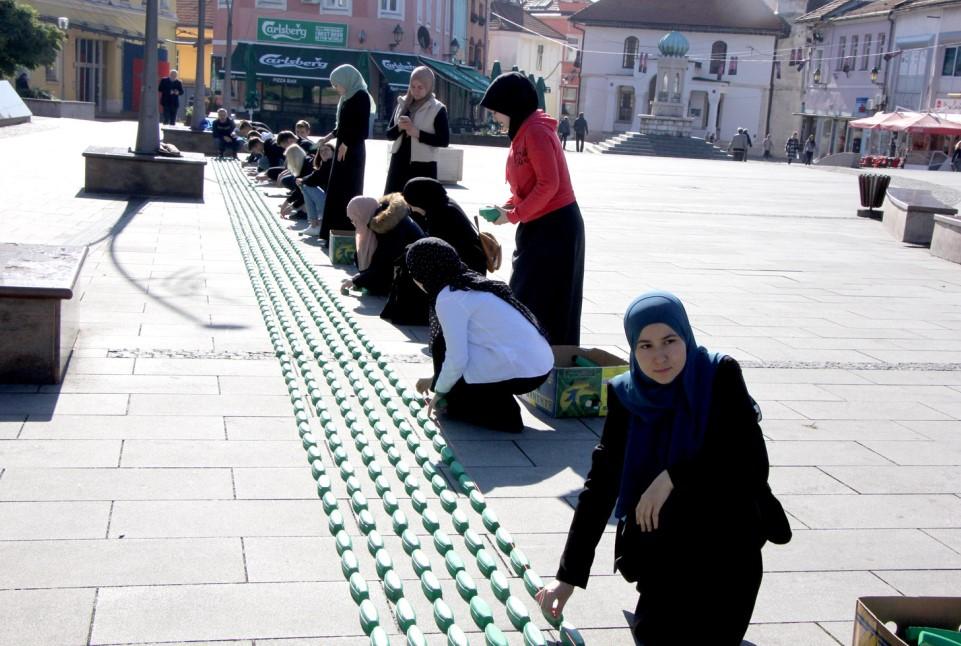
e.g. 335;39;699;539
0;0;64;77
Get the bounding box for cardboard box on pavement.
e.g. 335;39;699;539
329;229;356;265
853;597;961;646
523;346;628;418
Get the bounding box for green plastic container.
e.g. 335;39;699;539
510;548;531;576
560;621;586;645
476;548;497;578
349;571;369;603
446;625;469;646
366;530;384;556
506;595;532;630
358;598;379;635
421;570;443;602
340;549;359;579
369;625;390;646
479;206;501;222
484;623;509;646
907;628;961;645
433;530;454;555
470;597;494;630
402;529;421;555
445;550;466;577
405;624;427;646
490;570;511;602
335;530;352;556
383;569;404;602
411;549;432;576
433;598;456;632
523;569;544;599
455;570;478;602
464;528;484;555
394;598;416;632
523;622;548;646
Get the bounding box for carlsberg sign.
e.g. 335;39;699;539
257;17;348;47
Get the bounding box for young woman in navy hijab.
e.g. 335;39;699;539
536;291;789;645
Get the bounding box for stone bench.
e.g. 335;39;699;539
83;146;207;199
0;244;86;384
882;187;958;246
161;126;222;156
931;214;961;264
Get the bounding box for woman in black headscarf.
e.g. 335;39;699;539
407;238;554;433
479;72;585;346
401;177;487;275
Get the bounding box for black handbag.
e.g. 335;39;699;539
756;483;792;545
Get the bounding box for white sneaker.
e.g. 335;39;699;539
302;225;321;236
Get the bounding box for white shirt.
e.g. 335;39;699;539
434;287;555;394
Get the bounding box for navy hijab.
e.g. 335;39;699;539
611;292;724;519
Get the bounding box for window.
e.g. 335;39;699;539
379;0;402;17
709;41;727;77
836;36;846;70
616;86;634;122
321;0;350;14
255;0;286;7
536;44;544;71
876;33;885;69
943;46;961;76
622;37;638;69
638;52;648;73
418;0;423;22
849;35;858;69
566;36;578;62
45;53;59;82
563;87;577;101
862;34;872;70
435;0;441;33
728;56;738;76
426;0;432;25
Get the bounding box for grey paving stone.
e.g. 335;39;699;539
219;376;291;395
90;582;363;644
819;621;854;646
121;439;305;468
509;531;616;580
233;467;316;500
767;441;893;466
752;571;898;623
134;358;282;376
18;414;226;439
853;370;961;386
62;357;135;375
748;383;843;401
824;465;961;494
0;393;129;416
742;368;872;385
242;537;346;583
760;419;926;442
764;528;961;572
0;501;110;539
77;334;216;351
0;537;245;588
513;439;597;470
0;588;95;646
128;394;292;416
484;496;577;535
546;573;640;630
226;416;299;440
0;416;24;439
862;440;961;465
109;500;328;538
40;374;220;395
784;400;951;421
0;439;121;468
743;622;843;646
468;466;588;498
781;494;961;529
0;467;233;500
754;400;809;420
769;467;857;495
442;440;532;468
873;570;961;596
898;420;961;441
926;528;961;555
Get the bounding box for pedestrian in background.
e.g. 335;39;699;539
481;72;585;346
804;134;817;165
784;131;800;164
558;116;571;150
318;64;376;242
573;112;589;152
728;128;748;162
158;70;184;126
762;133;772;159
384;66;450;194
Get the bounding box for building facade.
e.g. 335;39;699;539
524;0;591;117
572;0;786;141
174;0;216;122
19;0;178;116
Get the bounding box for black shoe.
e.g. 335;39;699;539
290;210;308;220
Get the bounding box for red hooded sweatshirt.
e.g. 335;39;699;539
504;110;577;223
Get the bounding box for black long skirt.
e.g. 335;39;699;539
510;201;585;346
384;137;437;194
319;141;366;241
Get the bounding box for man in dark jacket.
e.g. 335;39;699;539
573;112;589;152
211;109;240;157
158;70;184;126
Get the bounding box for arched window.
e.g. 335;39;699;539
617;85;635;122
623;37;639;69
709;40;727;77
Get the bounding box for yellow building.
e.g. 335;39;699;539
173;0;213;100
19;0;178;116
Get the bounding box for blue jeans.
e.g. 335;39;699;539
217;137;240;156
301;185;326;224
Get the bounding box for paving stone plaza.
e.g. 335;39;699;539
1;118;960;646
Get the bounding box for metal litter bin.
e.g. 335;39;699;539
857;173;890;218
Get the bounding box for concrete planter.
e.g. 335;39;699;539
162;126;221;156
931;214;961;264
22;98;96;120
82;146;207;199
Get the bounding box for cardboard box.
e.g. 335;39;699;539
523;346;628;418
329;229;356;265
853;597;961;646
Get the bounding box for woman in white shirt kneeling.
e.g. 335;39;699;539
408;237;554;433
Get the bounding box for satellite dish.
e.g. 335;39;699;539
417;26;432;50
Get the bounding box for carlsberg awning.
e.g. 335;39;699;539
228;43;366;83
369;53;422;89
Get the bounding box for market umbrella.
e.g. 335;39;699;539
243;44;259;116
888;112;961;135
535;76;546;111
490;60;502;80
849;111;905;130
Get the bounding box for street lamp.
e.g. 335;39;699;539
389;24;404;50
813;67;822;84
870;67;879;83
449;38;460;62
56;17;69;101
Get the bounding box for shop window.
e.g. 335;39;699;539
709;41;726;77
622;37;638;69
728;56;738;76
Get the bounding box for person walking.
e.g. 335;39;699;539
952;138;961;172
573;112;589;152
317;64;376;243
558;116;571;150
158;70;184;126
383;66;450;194
535;291;790;645
728;128;748;162
481;71;585;345
762;133;772;159
784;131;800;164
803;134;817;165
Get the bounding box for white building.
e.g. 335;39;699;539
488;0;566;117
572;0;786;141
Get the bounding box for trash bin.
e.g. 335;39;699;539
857;173;890;218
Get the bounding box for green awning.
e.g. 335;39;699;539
418;57;489;97
228;43;366;83
369;53;422;89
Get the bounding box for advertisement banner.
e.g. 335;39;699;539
257;17;348;48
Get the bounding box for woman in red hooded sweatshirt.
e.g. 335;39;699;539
480;72;585;346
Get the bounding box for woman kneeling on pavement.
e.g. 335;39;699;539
401;177;487;275
408;237;553;433
536;291;790;645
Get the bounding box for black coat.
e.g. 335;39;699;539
352;210;425;296
320;91;370;241
557;358;783;645
211;118;237;141
158;77;184;107
424;200;488;275
302;157;333;190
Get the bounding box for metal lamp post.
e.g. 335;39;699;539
191;0;207;130
134;0;161;154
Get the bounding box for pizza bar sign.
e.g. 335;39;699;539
257;17;348;47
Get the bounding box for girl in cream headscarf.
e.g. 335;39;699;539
383;65;451;193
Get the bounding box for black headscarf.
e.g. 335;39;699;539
480;72;539;140
405;238;544;347
402;177;448;213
